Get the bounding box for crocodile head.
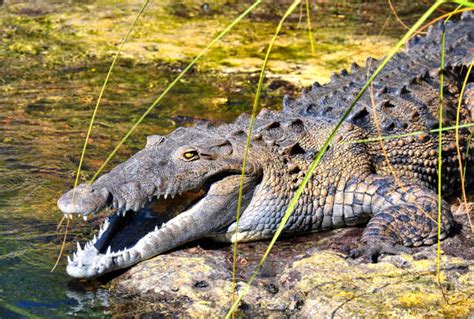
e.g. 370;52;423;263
58;125;262;278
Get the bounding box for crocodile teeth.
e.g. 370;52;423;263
82;214;88;221
154;225;159;232
106;246;111;256
93;235;97;243
98;265;105;274
77;242;82;252
130;250;139;260
103;218;110;229
123;251;130;262
67;256;72;264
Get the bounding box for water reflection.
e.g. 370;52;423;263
65;288;110;316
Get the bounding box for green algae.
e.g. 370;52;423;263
1;0;401;86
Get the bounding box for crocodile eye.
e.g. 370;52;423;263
182;150;199;161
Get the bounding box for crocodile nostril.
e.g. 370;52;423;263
105;192;113;206
158;160;167;166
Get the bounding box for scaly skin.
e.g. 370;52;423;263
58;14;474;278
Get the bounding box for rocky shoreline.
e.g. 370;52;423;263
109;210;473;317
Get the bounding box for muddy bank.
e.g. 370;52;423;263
108;209;473;317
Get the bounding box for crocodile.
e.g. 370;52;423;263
58;13;474;279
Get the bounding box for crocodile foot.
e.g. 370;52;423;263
348;241;412;263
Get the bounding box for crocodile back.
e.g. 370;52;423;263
282;12;474;195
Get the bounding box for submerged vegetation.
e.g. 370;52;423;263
0;0;473;317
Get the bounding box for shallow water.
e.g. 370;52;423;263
0;0;459;317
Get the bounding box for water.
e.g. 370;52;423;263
0;0;455;317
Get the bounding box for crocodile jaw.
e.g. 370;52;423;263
64;175;258;278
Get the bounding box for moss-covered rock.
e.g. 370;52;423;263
110;226;474;317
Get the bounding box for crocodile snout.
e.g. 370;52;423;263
57;183;110;215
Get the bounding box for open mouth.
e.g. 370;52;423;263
97;190;205;254
65;173;260;278
67;190;204;277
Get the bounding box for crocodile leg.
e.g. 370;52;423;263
350;176;454;262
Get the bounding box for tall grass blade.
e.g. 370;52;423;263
463;133;473;181
230;1;301;313
414;7;473;36
50;217;70;272
88;0;263;185
305;0;315;55
73;0;150;198
436;16;448;301
60;0;149;272
225;1;474;315
0;302;41;319
455;61;473;231
366;8;439;226
435;5;465;301
388;0;410;29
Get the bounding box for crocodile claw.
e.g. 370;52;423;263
348;241;412;263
